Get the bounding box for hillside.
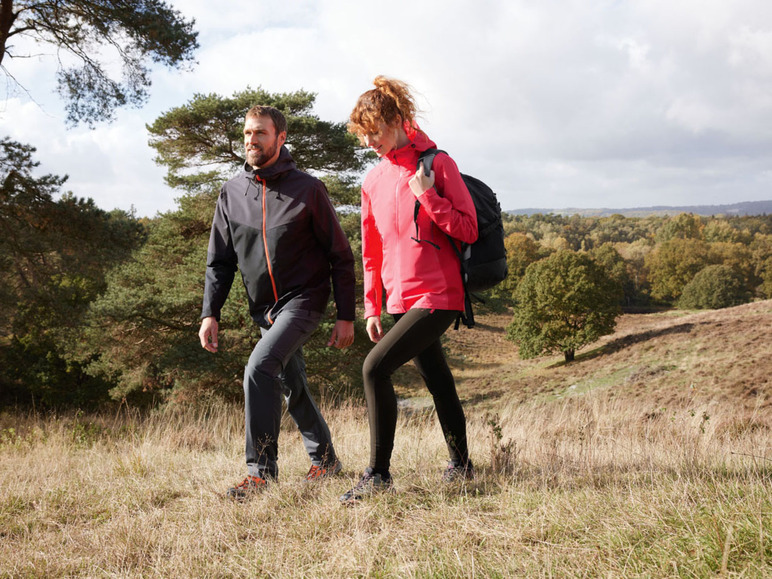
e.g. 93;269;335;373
1;303;769;577
509;199;772;217
397;300;772;418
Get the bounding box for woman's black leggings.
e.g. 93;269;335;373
362;308;469;472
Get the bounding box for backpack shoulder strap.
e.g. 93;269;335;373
415;148;476;329
416;148;445;177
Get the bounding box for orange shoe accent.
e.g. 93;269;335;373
227;475;267;500
305;460;342;481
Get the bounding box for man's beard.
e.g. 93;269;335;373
246;138;280;168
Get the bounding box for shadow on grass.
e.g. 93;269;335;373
548;322;697;368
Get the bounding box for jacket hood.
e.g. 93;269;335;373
241;145;297;181
386;122;437;169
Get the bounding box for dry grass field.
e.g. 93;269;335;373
1;301;770;577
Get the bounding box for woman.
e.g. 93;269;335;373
340;76;478;504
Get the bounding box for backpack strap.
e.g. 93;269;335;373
418;149;440;177
415;149;476;329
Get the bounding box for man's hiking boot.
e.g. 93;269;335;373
442;461;475;483
339;467;393;505
305;460;343;482
226;475;268;500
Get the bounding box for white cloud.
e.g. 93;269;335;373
1;0;772;216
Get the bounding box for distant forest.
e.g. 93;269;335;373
509;199;772;218
497;211;772;312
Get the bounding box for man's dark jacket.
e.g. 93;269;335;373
201;146;356;327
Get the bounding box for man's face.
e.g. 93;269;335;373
244;114;286;169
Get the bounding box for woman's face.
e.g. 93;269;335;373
363;121;400;158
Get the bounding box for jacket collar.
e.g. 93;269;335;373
386;124;438;170
242;145;297;181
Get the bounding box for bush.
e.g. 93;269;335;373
677;265;749;310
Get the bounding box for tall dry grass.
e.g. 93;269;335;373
0;393;769;577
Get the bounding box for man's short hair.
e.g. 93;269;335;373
246;105;287;136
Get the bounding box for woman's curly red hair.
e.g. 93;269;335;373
348;76;419;140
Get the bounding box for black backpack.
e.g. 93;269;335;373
415;149;508;328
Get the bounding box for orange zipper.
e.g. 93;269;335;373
258;176;279;323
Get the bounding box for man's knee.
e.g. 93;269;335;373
244;359;283;394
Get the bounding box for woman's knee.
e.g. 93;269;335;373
362;351;387;383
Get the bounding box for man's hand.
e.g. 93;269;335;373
327;319;354;349
365;316;384;343
199;316;219;353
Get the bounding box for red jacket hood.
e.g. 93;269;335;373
385;123;437;169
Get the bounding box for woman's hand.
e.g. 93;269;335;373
366;316;384;343
408;166;435;198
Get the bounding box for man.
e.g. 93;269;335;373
199;105;356;499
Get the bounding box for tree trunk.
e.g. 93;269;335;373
0;0;15;66
564;349;575;362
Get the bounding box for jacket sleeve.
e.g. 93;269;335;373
416;153;478;244
360;189;384;319
310;182;356;321
201;189;238;321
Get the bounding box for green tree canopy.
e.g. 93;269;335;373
759;256;772;299
703;219;751;244
655;212;704;243
677;265;749;310
72;191;253;403
507;251;622;362
502;232;543;293
146;87;371;204
0;137;144;407
588;243;638;306
645;238;711;302
0;0;199;125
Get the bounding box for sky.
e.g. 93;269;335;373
2;0;772;217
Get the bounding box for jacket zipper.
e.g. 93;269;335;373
257;176;279;324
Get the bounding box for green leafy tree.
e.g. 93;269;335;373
0;138;144;407
589;214;655;246
677;265;749;310
703;219;750;244
588;243;637;306
759;256;772;299
707;241;758;297
614;239;654;306
501;232;543;294
73;191;256;403
655;212;704;243
750;233;772;299
645;238;711;303
507;251;622;362
0;0;198;125
78;90;370;403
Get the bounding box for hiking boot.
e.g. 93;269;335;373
339;468;393;504
305;460;343;482
226;475;268;500
442;461;475;483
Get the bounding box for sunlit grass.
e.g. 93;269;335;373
1;393;769;577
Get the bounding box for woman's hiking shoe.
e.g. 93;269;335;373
442;461;475;483
305;460;343;482
339;468;393;504
227;475;268;500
